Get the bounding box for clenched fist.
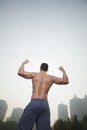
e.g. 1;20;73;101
59;66;65;72
23;59;29;64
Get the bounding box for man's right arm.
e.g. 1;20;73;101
18;59;35;79
51;66;69;85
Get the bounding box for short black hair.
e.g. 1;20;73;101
40;63;48;71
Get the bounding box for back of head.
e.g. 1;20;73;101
40;63;48;71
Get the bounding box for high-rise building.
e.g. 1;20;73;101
6;108;23;122
70;95;87;120
0;100;8;121
58;103;68;120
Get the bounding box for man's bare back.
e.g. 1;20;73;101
18;59;69;99
31;72;53;99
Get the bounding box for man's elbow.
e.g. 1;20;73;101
63;79;69;85
65;80;69;84
18;71;27;78
18;71;22;76
66;81;69;84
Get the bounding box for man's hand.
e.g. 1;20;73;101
59;66;65;72
23;59;29;64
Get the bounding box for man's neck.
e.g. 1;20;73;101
40;70;46;74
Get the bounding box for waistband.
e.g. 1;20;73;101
31;98;48;102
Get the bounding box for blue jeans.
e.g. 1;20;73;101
17;99;50;130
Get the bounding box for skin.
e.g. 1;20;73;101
18;59;69;99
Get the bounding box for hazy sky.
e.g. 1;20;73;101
0;0;87;125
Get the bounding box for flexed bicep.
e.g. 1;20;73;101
18;71;35;79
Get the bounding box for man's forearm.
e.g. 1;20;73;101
18;63;25;76
62;70;69;84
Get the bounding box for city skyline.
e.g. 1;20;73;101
0;94;87;124
0;94;87;125
0;0;87;125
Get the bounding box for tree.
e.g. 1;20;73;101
0;121;18;130
82;115;87;130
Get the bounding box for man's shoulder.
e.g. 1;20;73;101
46;74;54;79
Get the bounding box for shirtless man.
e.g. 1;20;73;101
17;59;69;130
